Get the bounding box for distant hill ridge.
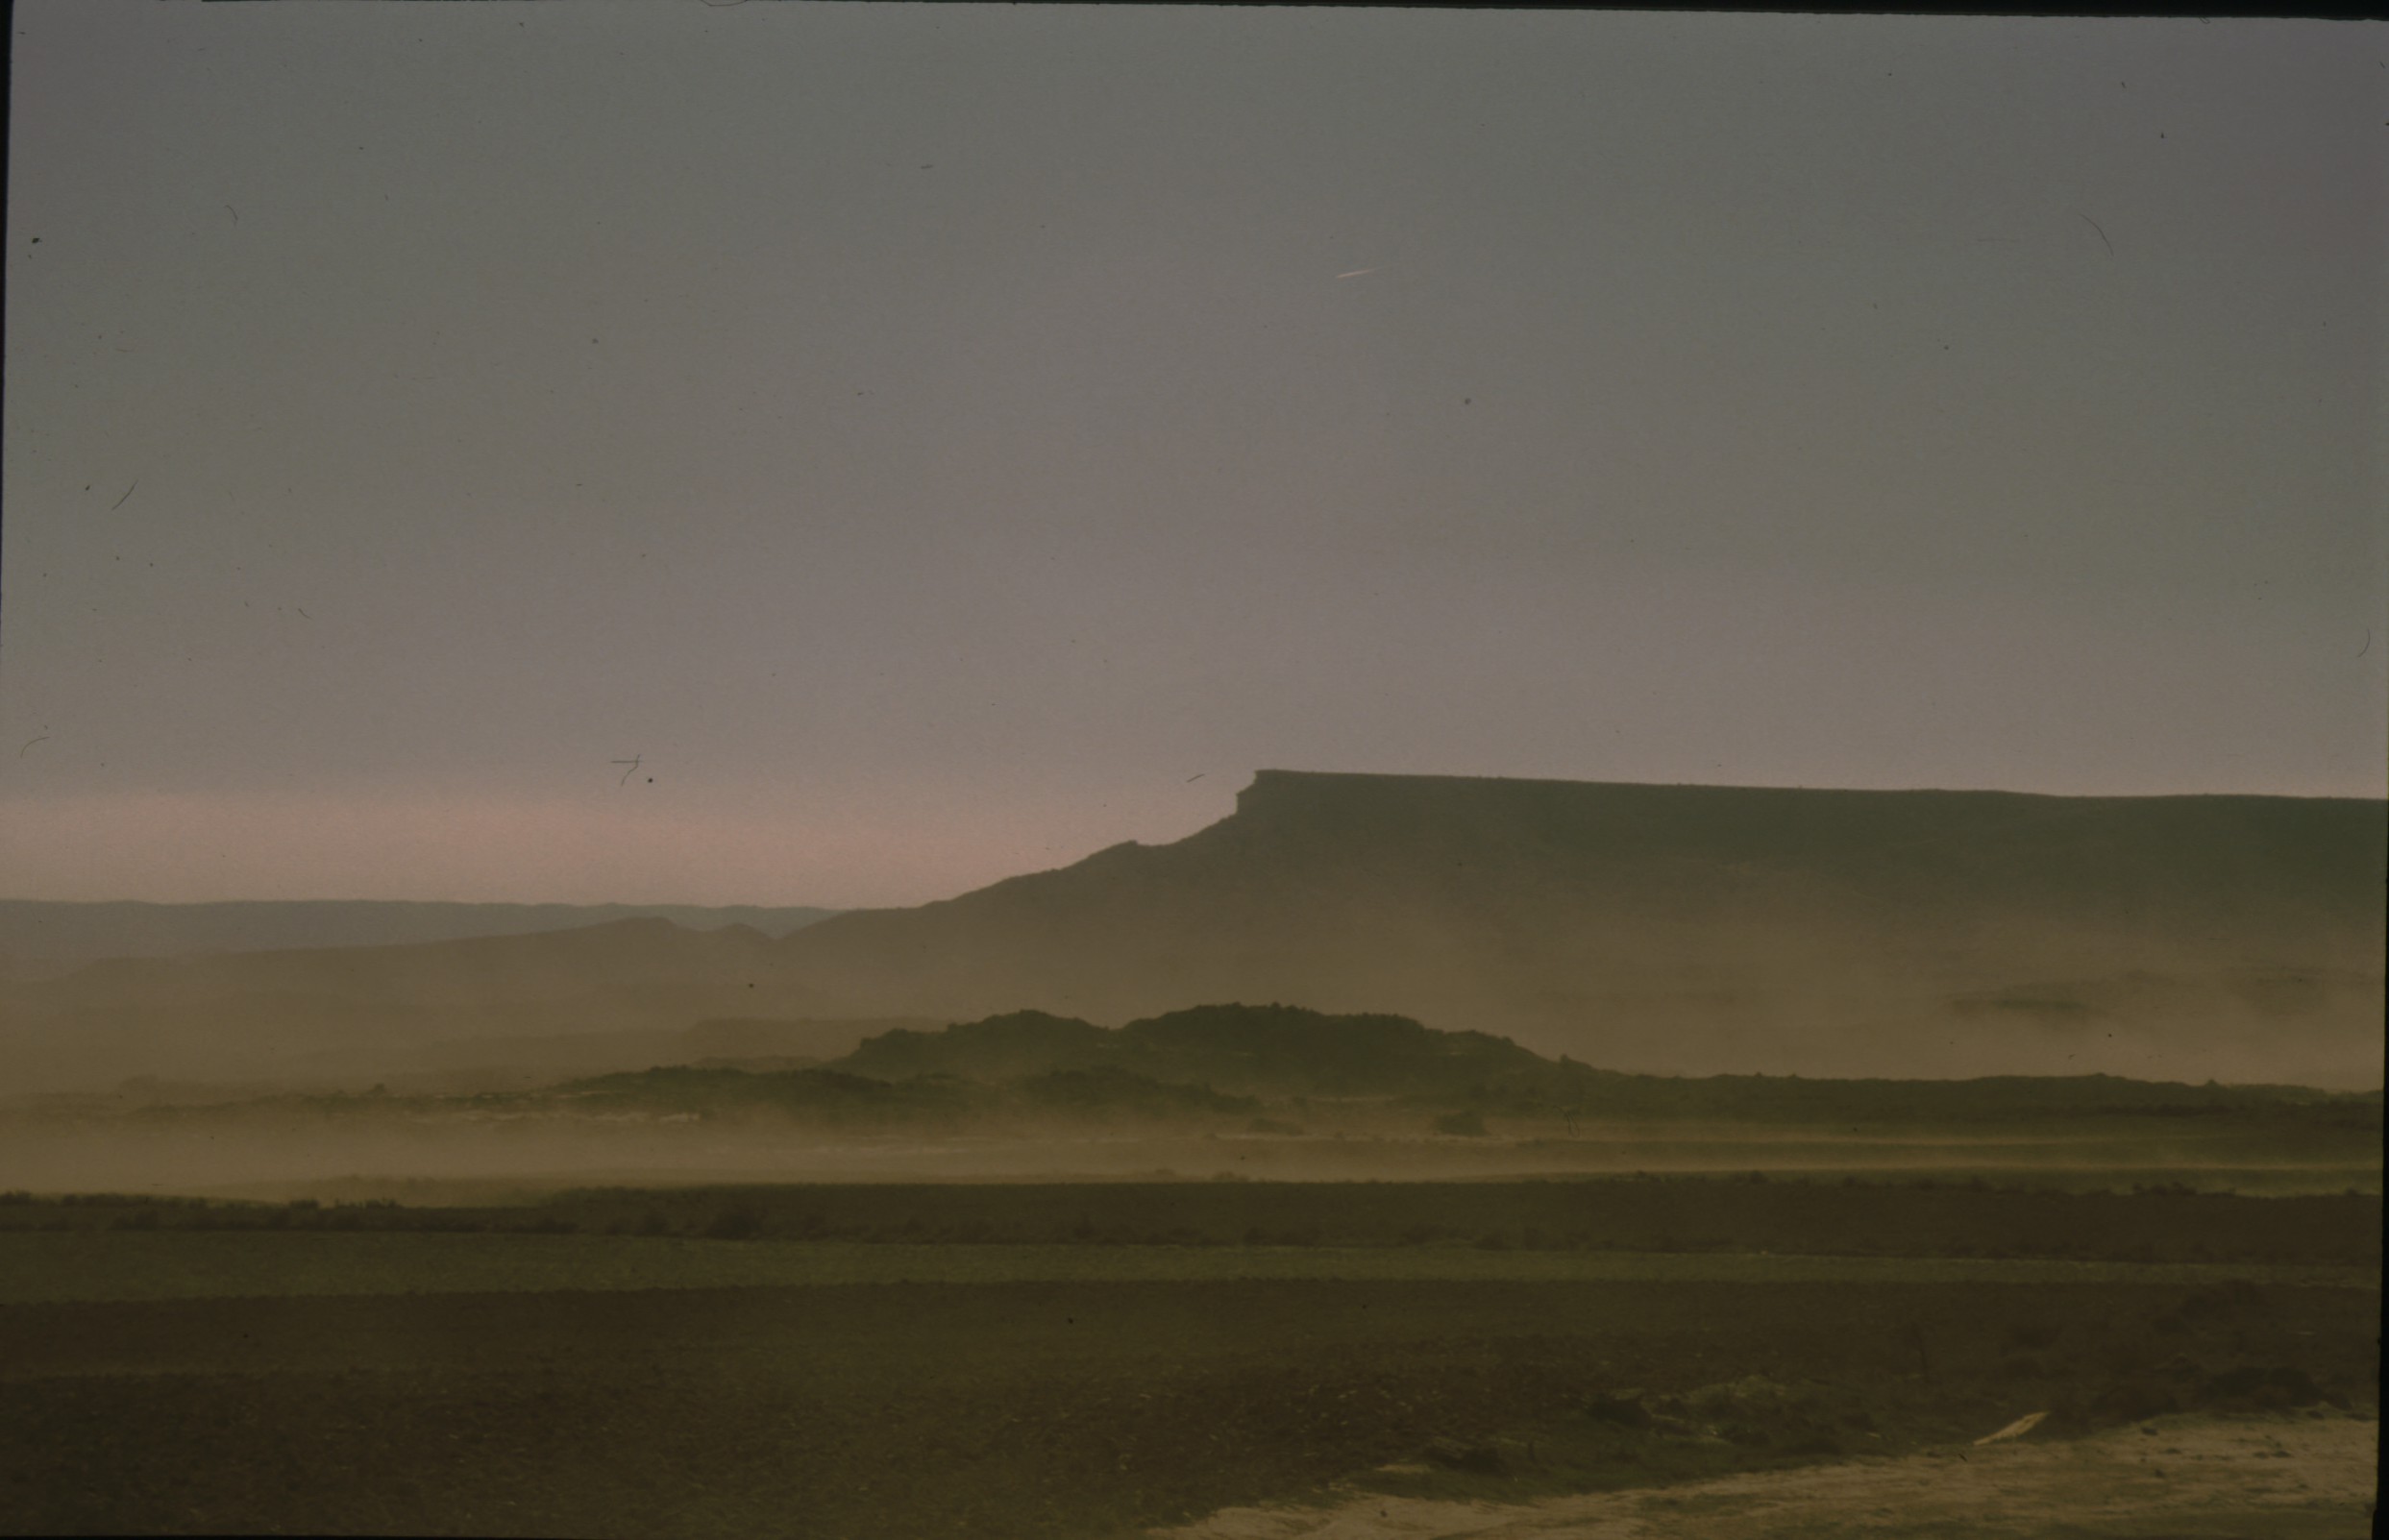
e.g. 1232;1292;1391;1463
0;918;848;1097
0;899;841;981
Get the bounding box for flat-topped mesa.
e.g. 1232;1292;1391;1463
1218;769;2385;891
757;769;2384;1087
1229;766;2383;821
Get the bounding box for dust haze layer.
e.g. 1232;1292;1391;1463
0;919;869;1096
12;1003;2377;1199
3;772;2380;1095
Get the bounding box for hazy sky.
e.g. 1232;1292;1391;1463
5;4;2384;907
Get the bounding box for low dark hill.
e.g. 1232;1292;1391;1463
1117;1005;1546;1097
840;1004;1544;1098
840;1012;1120;1083
820;1004;2377;1125
439;1004;2377;1135
777;772;2386;1086
0;899;839;982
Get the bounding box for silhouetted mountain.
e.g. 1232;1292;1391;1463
774;772;2385;1086
0;899;838;982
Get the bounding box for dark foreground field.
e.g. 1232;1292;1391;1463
0;1183;2377;1539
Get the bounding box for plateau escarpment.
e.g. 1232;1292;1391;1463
770;772;2386;1086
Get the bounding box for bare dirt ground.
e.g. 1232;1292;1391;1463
1154;1411;2378;1540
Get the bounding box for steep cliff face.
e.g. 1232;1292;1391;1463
776;771;2387;1085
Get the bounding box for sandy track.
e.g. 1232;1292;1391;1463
1154;1412;2378;1539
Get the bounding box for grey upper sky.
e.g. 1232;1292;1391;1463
4;3;2384;907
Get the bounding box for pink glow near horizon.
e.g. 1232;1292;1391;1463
0;786;1232;909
